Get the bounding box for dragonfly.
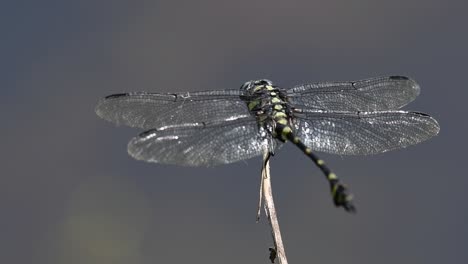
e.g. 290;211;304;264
95;76;440;212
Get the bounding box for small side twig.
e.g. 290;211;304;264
256;158;264;223
259;150;288;264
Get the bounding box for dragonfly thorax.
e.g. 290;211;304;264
241;80;293;142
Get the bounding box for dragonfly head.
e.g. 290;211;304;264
240;79;273;94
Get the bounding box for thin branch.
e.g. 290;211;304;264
256;159;264;223
261;150;288;264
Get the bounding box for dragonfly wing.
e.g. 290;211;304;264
287;76;420;111
96;90;249;129
292;110;440;155
127;117;281;167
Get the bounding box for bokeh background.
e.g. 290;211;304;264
2;0;467;263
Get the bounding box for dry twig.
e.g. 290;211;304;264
258;150;288;264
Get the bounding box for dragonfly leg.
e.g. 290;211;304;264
279;124;356;213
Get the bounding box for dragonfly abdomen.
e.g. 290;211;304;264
275;121;356;212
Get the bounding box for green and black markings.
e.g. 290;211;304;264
276;122;356;212
246;80;356;213
99;77;440;214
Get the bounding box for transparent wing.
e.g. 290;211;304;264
287;76;420;111
292;110;440;155
127;117;281;167
95;90;249;129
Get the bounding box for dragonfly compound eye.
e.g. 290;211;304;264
240;80;255;91
254;79;273;86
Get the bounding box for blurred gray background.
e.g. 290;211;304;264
1;0;466;263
